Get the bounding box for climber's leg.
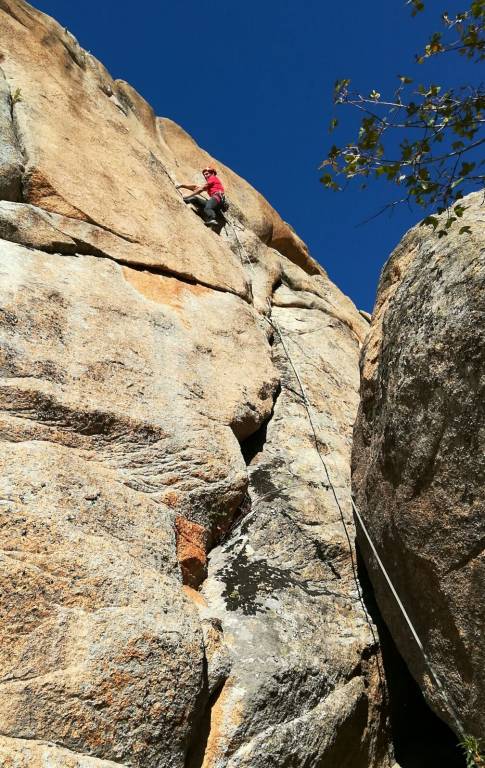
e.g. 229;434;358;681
183;195;206;215
203;196;220;223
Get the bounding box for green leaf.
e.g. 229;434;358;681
422;215;438;229
408;0;425;16
460;161;476;176
459;225;472;235
333;79;351;100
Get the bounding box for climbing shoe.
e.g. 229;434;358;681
204;219;218;228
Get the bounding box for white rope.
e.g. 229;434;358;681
224;214;257;278
172;173;465;741
351;496;465;737
231;227;466;740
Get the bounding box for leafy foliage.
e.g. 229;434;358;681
459;734;484;768
11;87;22;105
321;1;484;230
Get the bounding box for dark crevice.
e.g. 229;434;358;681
185;660;226;768
240;381;281;465
356;547;465;768
271;276;283;295
119;258;249;301
218;491;252;547
217;380;282;548
61;37;87;70
184;652;210;768
7;96;27;175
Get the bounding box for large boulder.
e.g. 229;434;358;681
0;1;388;765
352;191;485;739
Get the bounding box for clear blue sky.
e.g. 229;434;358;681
32;0;476;311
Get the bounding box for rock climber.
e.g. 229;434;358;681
177;167;225;228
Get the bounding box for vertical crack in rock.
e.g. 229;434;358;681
183;598;232;768
181;377;283;766
240;382;281;466
185;674;226;768
220;378;283;547
0;66;24;201
176;380;282;591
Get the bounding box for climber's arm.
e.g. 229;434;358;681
189;183;208;196
177;183;208;195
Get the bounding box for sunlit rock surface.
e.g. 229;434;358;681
0;1;389;765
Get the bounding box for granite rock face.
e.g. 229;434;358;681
352;191;485;740
0;1;388;765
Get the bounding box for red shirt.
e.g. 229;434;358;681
205;174;224;198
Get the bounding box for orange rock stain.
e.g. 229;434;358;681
122;267;210;312
175;515;209;588
182;584;208;607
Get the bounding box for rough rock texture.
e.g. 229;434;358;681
195;302;384;767
0;67;23;201
353;191;485;739
0;737;126;767
0;1;389;766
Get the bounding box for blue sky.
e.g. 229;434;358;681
32;0;478;311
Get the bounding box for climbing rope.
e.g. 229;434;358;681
351;497;466;739
222;215;388;686
224;213;377;606
223;213;257;277
263;303;389;723
171;173;465;743
227;219;466;746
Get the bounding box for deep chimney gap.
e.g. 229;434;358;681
356;547;465;768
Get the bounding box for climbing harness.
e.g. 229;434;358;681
218;193;229;212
